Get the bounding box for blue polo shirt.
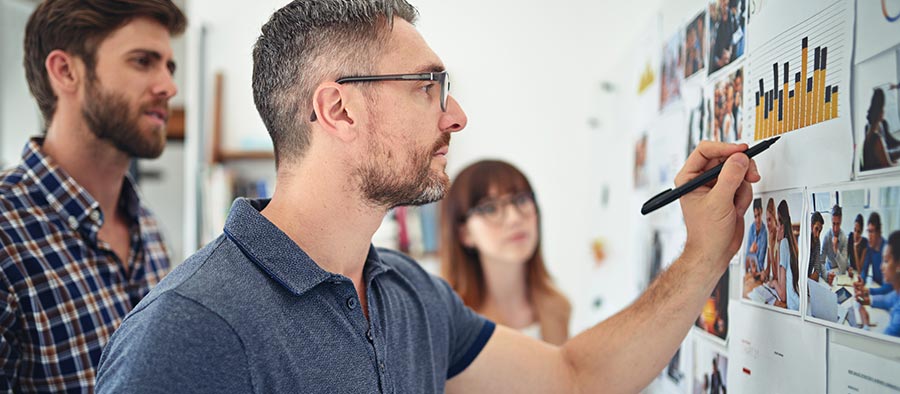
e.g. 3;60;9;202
96;198;495;393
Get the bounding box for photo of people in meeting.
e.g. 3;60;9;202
635;133;649;189
806;185;900;341
742;191;803;314
707;0;745;75
693;343;728;394
711;67;744;142
695;268;729;342
684;11;707;79
661;32;684;109
684;86;710;159
854;47;900;174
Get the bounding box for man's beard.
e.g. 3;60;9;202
82;79;167;159
355;132;451;209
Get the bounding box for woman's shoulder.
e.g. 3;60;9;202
537;286;572;317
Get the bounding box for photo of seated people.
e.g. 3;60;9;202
707;0;745;76
853;36;900;175
860;85;900;172
807;186;900;340
711;68;743;143
742;194;802;312
661;33;684;109
693;347;728;394
694;268;729;341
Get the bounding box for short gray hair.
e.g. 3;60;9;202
252;0;418;167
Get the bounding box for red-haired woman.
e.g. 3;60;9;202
440;160;570;345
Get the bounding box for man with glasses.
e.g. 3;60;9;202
96;1;760;392
860;213;894;295
822;205;850;274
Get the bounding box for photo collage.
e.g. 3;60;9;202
633;0;900;391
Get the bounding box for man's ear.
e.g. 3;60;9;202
45;49;83;95
311;82;360;142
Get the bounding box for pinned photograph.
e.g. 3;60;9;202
854;0;900;177
684;11;707;78
708;0;745;75
693;340;728;394
660;32;684;109
741;190;804;315
805;182;900;343
711;67;744;142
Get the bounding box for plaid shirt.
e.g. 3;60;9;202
0;139;170;393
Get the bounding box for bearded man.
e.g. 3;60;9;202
97;1;759;393
0;1;185;391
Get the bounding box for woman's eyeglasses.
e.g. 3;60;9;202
466;192;536;224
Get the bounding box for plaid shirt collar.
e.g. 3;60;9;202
20;138;143;244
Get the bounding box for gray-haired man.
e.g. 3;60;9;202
96;1;760;392
823;204;850;274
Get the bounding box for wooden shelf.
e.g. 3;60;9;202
166;107;185;140
210;72;275;163
216;150;274;161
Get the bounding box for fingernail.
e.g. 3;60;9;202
732;154;749;167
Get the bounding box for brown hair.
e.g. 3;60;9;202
778;200;799;294
24;0;187;125
440;160;570;340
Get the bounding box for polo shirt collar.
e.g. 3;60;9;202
223;198;391;296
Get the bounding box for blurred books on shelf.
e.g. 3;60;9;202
372;203;441;273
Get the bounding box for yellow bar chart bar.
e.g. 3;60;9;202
813;47;821;124
806;76;814;127
831;87;838;119
818;48;828;123
801;38;808;129
794;73;802;131
755;92;762;140
787;90;794;132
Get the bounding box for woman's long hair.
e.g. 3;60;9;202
440;160;569;330
867;88;885;132
778;200;799;294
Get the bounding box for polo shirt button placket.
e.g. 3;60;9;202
366;329;374;342
346;297;357;310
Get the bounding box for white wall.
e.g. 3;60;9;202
185;0;280;152
0;0;41;167
414;0;710;331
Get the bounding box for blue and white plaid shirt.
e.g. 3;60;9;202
0;139;170;393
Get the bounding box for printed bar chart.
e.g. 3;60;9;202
753;37;839;140
748;0;846;141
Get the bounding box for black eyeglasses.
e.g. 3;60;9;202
310;71;450;121
466;192;536;224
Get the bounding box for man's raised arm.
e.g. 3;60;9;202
448;141;760;394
